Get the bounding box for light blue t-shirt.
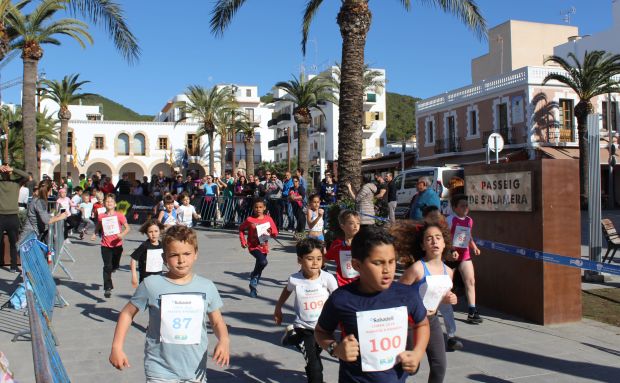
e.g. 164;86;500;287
130;274;223;380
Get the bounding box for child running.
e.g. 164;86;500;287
446;194;482;324
109;225;230;381
315;225;430;382
176;192;201;228
77;191;94;240
130;219;165;288
158;195;178;228
395;222;457;383
239;197;279;297
92;193;130;298
306;194;325;242
324;210;361;286
274;238;337;383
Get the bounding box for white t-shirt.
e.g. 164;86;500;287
80;202;94;220
176;205;197;227
18;186;29;210
70;195;82;215
286;270;338;329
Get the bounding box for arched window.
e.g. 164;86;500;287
117;133;129;155
134;133;146;155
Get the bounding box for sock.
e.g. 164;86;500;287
468;305;476;314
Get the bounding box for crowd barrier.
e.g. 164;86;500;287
48;221;74;284
195;196;298;229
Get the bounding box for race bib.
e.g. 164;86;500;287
160;294;204;345
339;250;359;279
97;207;106;215
256;222;271;244
295;284;329;323
356;306;408;372
419;275;453;311
101;216;120;236
145;249;164;273
452;226;471;248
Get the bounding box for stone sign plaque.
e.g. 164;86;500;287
465;171;532;212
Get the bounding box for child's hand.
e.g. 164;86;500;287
240;242;247;249
274;307;283;325
212;338;230;368
335;334;359;362
109;347;131;370
473;246;481;256
91;233;97;241
131;277;138;289
318;208;324;217
397;350;422;374
450;251;459;261
442;291;457;305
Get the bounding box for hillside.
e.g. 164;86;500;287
386;92;419;142
80;94;154;121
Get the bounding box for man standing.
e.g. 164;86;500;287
409;176;440;221
386;173;398;223
0;165;28;272
265;173;283;229
320;173;337;204
217;171;236;227
115;173;132;195
282;171;295;231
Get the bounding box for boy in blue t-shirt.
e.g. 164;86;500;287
315;226;430;383
109;226;230;382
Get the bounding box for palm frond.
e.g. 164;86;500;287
421;0;487;40
301;0;324;55
210;0;248;37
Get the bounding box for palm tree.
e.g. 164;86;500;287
239;114;258;176
275;74;336;178
215;108;246;177
40;73;91;179
326;62;385;95
211;0;486;192
180;85;237;175
6;0;92;181
543;50;620;207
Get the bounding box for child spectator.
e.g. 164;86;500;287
446;194;482;324
109;226;230;381
91;193;130;298
238;197;278;297
92;191;105;224
77;191;94;239
315;226;430;382
158;195;178;228
288;176;306;239
274;238;337;383
129;219;165;288
176;192;200;228
325;210;361;286
306;194;325;242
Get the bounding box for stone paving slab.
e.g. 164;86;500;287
0;225;619;382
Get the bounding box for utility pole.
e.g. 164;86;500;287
608;92;615;209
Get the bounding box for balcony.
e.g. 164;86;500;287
362;121;378;138
435;137;462;154
278;113;292;124
268;139;278;149
277;135;289;147
267;118;278;127
247;115;261;125
365;93;377;103
538;122;576;144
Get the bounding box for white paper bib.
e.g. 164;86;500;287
452;225;471;248
256;222;271;244
97;207;107;215
419;275;453;311
101;216;120;236
295;283;329;323
145;249;164;273
356;306;408;372
339;250;359;279
160;294;204;345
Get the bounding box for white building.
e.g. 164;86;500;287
39;84;275;183
267;67;387;173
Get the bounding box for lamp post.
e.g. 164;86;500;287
231;84;238;176
608;92;615;209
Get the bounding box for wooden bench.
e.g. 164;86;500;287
601;219;620;263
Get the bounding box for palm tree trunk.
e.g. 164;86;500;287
220;133;226;177
22;57;39;180
232;130;236;176
297;120;310;184
336;0;371;196
576;103;590;208
208;130;215;176
59;118;68;179
245;136;255;176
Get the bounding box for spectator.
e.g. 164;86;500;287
131;180;143;196
345;174;378;226
282;171;295;232
386;172;398;223
320;173;337;205
100;177;115;194
0;165;28;272
296;168;307;192
23;180;69;245
18;179;29;211
289;176;306;237
115;173;132;195
409;176;440;221
265;173;283;229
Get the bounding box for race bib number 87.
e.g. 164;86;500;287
356;306;408;372
160;294;204;345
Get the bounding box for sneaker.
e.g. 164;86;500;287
79;232;84;240
249;277;258;288
281;324;296;346
9;267;21;274
104;289;112;298
467;309;483;324
447;337;464;351
249;287;258;298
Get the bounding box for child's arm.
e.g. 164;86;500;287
130;259;138;288
399;263;423;285
269;217;279;238
397;317;430;374
109;302;139;370
157;210;164;223
119;221;130;239
315;324;359;362
306;209;319;229
238;221;248;248
207;309;230;368
91;218;101;241
469;237;480;255
273;286;292;325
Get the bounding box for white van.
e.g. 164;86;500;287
392;166;464;218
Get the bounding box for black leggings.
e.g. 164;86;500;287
249;249;268;281
425;314;447;383
101;246;123;290
0;214;20;269
294;328;323;383
292;204;306;233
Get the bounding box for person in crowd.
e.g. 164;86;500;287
238;197;278;298
130;180;143;196
18;179;30;211
315;226;430;382
55;188;71;213
325;210;361;287
158;195;178;229
217;171;236;228
141;176;150;197
289;176;306;239
201;175;219;226
296;168;307;193
78;173;87;190
320;173;337;205
345;174;378;226
265;172;283;229
22;180;69;246
66;174;74;194
129;219;165;288
306;193;325;242
77;191;95;239
172;174;185;196
0;165;30;272
115;173;132;195
409;176;440;221
177;192;200;228
100;177;115;194
234;175;250;221
281;171;295;232
25;172;35;196
109;226;230;381
274;238;337;383
386;173;398;224
66;186;83;238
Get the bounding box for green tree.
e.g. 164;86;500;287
543;50;620;208
40;73;91;179
239;112;258;176
180;85;237;175
211;0;486;193
274;74;336;176
215;108;245;177
326;62;385;95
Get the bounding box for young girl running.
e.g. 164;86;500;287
305;194;325;242
176;192;200;228
129;219;165;288
92;193;130;298
239;198;278;297
158;195;178;228
394;222;457;383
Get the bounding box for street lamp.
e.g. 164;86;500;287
230;84;238;175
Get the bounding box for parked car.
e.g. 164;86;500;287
393;166;464;218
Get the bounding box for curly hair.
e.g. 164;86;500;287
390;221;452;268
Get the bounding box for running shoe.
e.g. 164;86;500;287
467;309;483;324
447;337;464;351
281;324;296;346
249;287;258;298
249;277;258;297
104;289;112;298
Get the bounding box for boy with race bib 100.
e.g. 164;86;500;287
109;225;230;382
315;226;430;383
274;238;338;383
325;210;361;286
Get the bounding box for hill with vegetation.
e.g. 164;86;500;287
386;92;419;142
80;94;154;121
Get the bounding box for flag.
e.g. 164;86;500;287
168;146;174;166
72;141;79;168
83;146;91;164
182;148;189;168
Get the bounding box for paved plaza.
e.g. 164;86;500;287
1;225;619;383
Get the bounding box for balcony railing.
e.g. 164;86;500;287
267;118;278;127
435;137;462;154
277;135;289;146
268;139;278;149
538;122;576;144
278;113;292;123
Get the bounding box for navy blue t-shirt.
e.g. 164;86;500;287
317;281;427;383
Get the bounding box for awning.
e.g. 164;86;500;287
538;146;619;165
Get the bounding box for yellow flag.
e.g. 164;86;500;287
168;146;174;166
72;141;79;167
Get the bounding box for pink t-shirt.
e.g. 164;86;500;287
98;211;127;248
447;214;473;261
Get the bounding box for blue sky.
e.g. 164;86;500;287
0;0;613;115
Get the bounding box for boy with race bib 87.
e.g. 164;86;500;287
315;226;430;383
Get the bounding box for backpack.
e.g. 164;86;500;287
9;280;32;310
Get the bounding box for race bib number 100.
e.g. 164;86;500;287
356;306;408;372
160;294;204;345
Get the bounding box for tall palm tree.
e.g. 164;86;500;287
543;50;620;208
215;108;246;177
211;0;486;192
181;85;237;175
327;62;385;95
239;113;258;176
275;74;336;179
6;0;92;181
40;73;91;179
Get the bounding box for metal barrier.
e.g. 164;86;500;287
48;221;75;281
195;196;297;229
